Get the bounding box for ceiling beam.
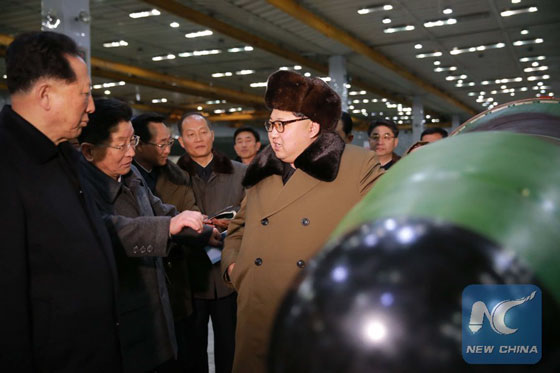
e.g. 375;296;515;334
266;0;476;115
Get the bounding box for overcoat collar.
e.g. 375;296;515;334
177;149;234;176
242;131;345;188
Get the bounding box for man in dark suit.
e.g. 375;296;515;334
0;32;121;371
78;98;222;372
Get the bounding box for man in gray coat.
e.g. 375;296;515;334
79;98;222;372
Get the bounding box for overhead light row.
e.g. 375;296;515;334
520;55;545;63
92;81;126;89
500;6;538;17
211;70;255;78
424;18;457;28
103;40;128;48
357;4;393;15
129;9;160;19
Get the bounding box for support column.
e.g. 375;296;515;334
329;56;348;111
42;0;92;76
412;96;424;142
451;114;461;132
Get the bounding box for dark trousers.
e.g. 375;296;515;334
176;293;237;373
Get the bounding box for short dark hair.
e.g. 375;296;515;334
233;126;260;143
368;118;399;137
6;31;81;94
177;112;211;135
421;127;448;139
78;98;132;145
339;111;353;135
131;112;166;143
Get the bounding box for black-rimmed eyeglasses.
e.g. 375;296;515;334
264;117;309;133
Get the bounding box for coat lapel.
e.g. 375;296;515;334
262;169;321;217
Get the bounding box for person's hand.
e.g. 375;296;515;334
169;210;204;235
208;227;223;247
227;263;235;279
210;218;230;230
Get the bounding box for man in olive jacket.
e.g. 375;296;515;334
176;113;246;373
221;70;384;373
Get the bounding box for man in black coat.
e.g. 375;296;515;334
0;32;121;371
78;98;222;372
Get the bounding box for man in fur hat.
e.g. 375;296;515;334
221;70;384;372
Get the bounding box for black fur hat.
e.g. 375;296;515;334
265;70;341;131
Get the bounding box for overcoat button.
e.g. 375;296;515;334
297;260;306;268
301;218;310;226
255;257;263;266
261;218;269;226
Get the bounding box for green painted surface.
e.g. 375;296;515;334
333;132;560;301
455;99;560;134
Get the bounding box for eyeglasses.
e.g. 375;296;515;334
97;135;140;152
144;138;175;150
369;133;396;142
264;117;309;133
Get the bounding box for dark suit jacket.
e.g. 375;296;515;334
177;150;246;299
0;106;121;372
80;160;212;372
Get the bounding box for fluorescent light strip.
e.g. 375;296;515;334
349;90;367;96
500;6;538;17
527;74;550;81
520;56;546;63
92;81;126;89
185;30;213;38
446;74;468;81
205;100;226;104
513;38;543;46
524;66;548;73
358;4;393;15
481;77;523;85
416;51;443;59
250;82;267;88
227;46;254;53
103;40;128;48
212;72;232;78
151;98;167;103
434;66;457;72
384;25;415;33
178;49;221;57
450;42;505;55
424;18;457;28
456;82;476;87
236;70;255;75
152;54;176;61
129;9;160;18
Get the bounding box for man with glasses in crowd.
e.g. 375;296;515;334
221;70;384;373
367;118;401;170
79;98;221;372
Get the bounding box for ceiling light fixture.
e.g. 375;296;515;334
520;29;529;35
103;40;128;48
212;72;233;78
236;70;255;75
424;18;457;28
500;6;538;17
178;49;221;57
152;54;176;61
434;66;457;72
170;22;180;28
357;4;393;15
129;9;160;19
414;43;423;49
527;74;550;81
227;46;254;53
513;38;543;46
416;51;443;58
443;8;453;15
450;42;505;55
519;55;545;62
185;30;213;38
523;66;548;73
382;17;392;24
384;25;415;33
250;82;267;88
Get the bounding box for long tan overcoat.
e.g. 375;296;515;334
221;132;383;373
